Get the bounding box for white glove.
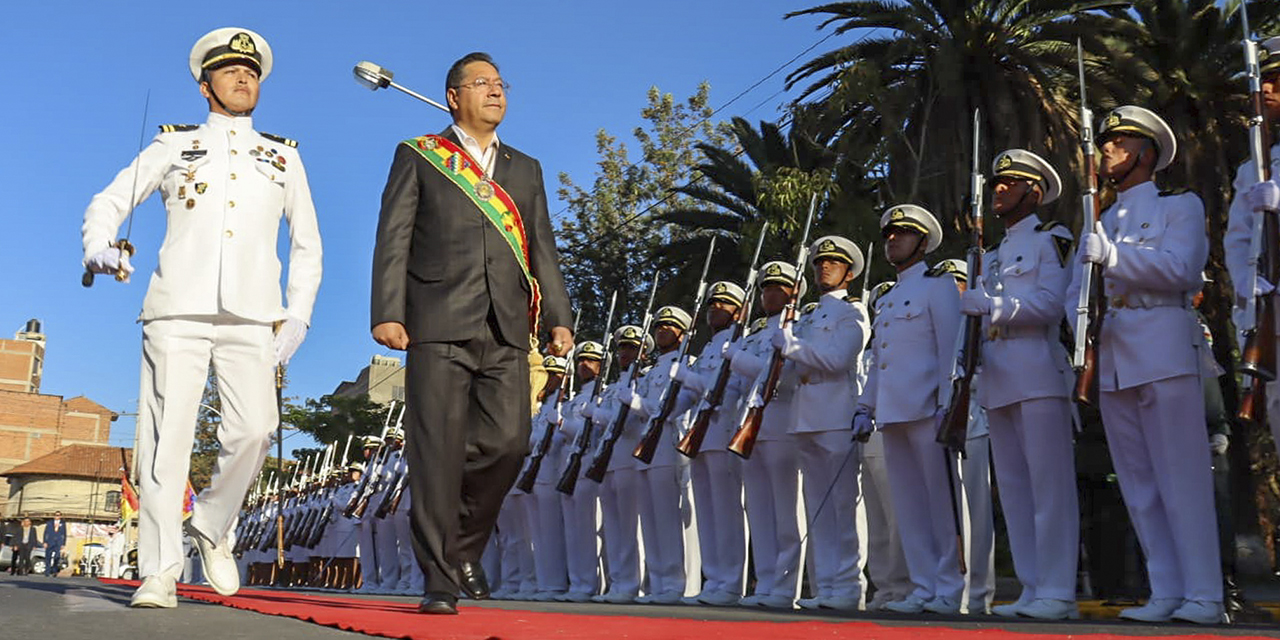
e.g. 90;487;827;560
1081;222;1115;267
85;246;135;282
1236;276;1276;304
1246;180;1280;213
672;363;695;385
1210;433;1229;456
771;325;797;353
273;317;309;365
851;407;875;438
959;282;992;316
723;339;742;363
617;386;638;410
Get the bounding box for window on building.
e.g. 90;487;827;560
392;386;405;402
105;490;121;513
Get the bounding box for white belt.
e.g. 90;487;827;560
985;325;1046;341
1107;292;1187;310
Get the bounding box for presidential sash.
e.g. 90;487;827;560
402;134;542;334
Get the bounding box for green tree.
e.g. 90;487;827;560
284;393;390;458
555;83;731;343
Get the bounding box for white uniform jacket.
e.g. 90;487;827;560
530;393;568;485
1064;182;1207;391
82;112;322;324
626;349;692;469
683;326;745;451
557;379;598;478
783;290;869;433
976;215;1072;410
1224;145;1280;332
860;262;961;425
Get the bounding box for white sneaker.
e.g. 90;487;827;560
797;596;823;610
757;594;795;609
923;596;961;614
185;522;240;597
819;596;860;611
490;589;514;600
680;595;701;605
1019;598;1079;620
738;594;766;607
130;574;178;609
698;590;741;606
599;590;636;604
1170;600;1226;625
1119;598;1182;623
529;591;561;602
865;592;898;611
635;593;655;604
649;591;683;605
882;594;928;614
992;591;1035;618
561;591;593;603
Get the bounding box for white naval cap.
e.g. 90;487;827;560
541;355;568;375
361;435;383;448
346;462;365;473
708;281;746;308
189;27;273;82
758;261;808;298
880;204;943;253
575;340;606;361
1097;105;1176;171
613;325;654;351
386;427;405;441
653;306;693;332
809;235;864;279
931;258;968;283
992;149;1062;205
1262;36;1280;75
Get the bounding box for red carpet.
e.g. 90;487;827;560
98;579;1274;640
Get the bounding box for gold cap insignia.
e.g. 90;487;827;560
766;264;782;276
1105;112;1121;129
996;155;1013;170
819;240;836;252
713;283;725;294
658;308;673;318
891;209;905;220
623;327;639;338
229;33;256;54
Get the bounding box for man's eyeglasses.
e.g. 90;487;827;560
454;77;510;92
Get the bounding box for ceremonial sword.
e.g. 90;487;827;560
83;90;150;287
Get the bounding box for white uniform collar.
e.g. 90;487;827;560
1006;213;1039;236
1115;180;1158;206
206;111;253;132
898;261;928;282
822;288;848;301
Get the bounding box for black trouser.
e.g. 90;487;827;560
13;545;32;575
405;315;530;596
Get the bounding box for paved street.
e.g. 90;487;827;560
4;573;1279;639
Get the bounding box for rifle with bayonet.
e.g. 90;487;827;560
635;237;719;463
1239;2;1278;421
585;274;662;483
678;226;771;458
374;445;406;518
557;292;619;495
728;193;820;459
518;309;583;493
1071;40;1106;406
937;109;985;456
345;405;401;518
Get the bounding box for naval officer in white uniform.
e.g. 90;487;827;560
82;27;322;608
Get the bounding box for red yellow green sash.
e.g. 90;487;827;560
402;134;542;334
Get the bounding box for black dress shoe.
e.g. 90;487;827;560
418;592;458;615
457;561;490;600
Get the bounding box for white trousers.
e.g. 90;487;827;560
796;430;864;601
600;469;642;596
393;487;422;590
861;433;912;600
357;517;378;587
986;397;1078;602
689;451;746;596
960;434;994;611
373;502;401;588
560;478;601;594
494;492;534;593
1100;375;1222;602
741;438;802;600
136;317;276;579
882;418;964;602
637;465;687;596
530;482;569;592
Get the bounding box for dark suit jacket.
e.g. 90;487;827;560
44;520;66;548
16;526;38;550
371;128;572;348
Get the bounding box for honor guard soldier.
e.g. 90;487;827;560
558;342;607;601
355;435;383;592
731;263;805;609
671;282;749;606
372;429;406;593
528;356;570;600
1065;106;1222;624
854;205;964;614
328;462;363;590
860;281;914;610
772;237;870;611
960;149;1079;619
589;326;651;604
1226;36;1280;462
488;473;535;599
385;430;422;595
82;28;322;608
616;307;698;604
934;257;996;615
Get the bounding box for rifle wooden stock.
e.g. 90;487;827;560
1073;293;1103;406
556;452;584;495
1240;216;1279;382
677;405;715;458
937;378;971;454
634;381;683;464
1239;375;1263;422
518;415;560;493
728;345;786;459
585;405;629;482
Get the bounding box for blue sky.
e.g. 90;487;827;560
0;1;836;457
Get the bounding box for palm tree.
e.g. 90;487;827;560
783;0;1129;251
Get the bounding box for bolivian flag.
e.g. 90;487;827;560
120;473;139;522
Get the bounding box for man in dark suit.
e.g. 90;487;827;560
13;518;40;576
43;512;67;577
370;51;573;615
